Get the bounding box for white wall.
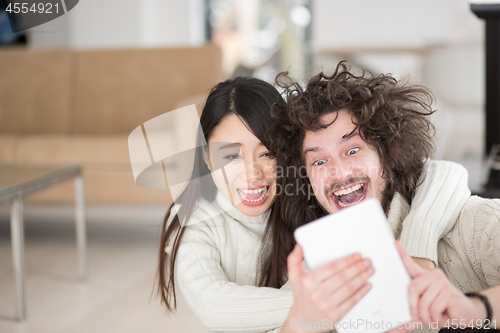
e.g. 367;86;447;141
28;0;205;49
28;10;70;48
140;0;205;48
312;0;483;52
68;0;141;49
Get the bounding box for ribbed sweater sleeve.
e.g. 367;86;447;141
399;160;471;266
175;219;293;333
473;198;500;289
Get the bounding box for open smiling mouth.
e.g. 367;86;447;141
331;183;367;208
236;186;270;206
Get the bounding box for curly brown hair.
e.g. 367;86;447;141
258;61;436;288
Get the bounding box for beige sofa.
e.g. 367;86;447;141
0;45;221;204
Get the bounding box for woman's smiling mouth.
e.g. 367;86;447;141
331;182;367;209
237;186;270;206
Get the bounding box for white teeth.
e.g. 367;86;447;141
333;183;363;196
334;183;365;208
237;187;268;203
239;187;266;194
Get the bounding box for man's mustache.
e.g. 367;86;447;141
324;176;370;197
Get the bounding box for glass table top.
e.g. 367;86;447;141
0;165;81;200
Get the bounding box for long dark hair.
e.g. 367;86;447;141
260;61;436;288
157;76;283;311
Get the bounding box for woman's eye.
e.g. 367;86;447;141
225;154;241;160
347;147;359;156
261;152;270;158
312;159;326;166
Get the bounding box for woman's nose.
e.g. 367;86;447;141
242;159;264;182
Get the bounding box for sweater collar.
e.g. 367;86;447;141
386;192;411;239
214;190;271;224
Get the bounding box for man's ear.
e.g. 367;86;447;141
202;147;212;171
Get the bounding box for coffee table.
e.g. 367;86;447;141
0;165;87;321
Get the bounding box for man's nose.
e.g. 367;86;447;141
329;160;354;185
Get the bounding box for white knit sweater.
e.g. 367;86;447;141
388;193;500;333
172;160;470;333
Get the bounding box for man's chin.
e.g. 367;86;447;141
322;201;340;214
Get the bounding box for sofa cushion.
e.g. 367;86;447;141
14;134;176;204
15;135;145;166
0;49;73;134
0;135;17;164
71;44;222;135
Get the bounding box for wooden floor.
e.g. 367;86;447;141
0;203;208;333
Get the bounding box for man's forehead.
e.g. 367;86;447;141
318;111;340;125
304;112;359;147
307;111;357;133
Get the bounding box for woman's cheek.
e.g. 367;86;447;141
222;162;245;183
210;169;228;193
263;163;277;179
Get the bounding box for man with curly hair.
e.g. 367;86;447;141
266;62;500;331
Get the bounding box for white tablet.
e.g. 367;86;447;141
294;198;411;333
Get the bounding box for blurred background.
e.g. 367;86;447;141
0;0;489;332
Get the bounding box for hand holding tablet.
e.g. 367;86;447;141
293;198;412;333
284;244;374;333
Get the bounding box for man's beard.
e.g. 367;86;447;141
380;180;394;214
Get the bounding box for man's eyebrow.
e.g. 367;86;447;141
304;146;323;155
339;131;360;145
303;132;360;155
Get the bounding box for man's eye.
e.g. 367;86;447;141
312;159;326;166
347;147;359;155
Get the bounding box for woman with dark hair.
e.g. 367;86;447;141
158;76;309;331
157;74;470;333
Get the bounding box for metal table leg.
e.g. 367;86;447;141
74;175;87;280
10;192;26;321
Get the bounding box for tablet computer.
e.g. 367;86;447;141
294;198;411;333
